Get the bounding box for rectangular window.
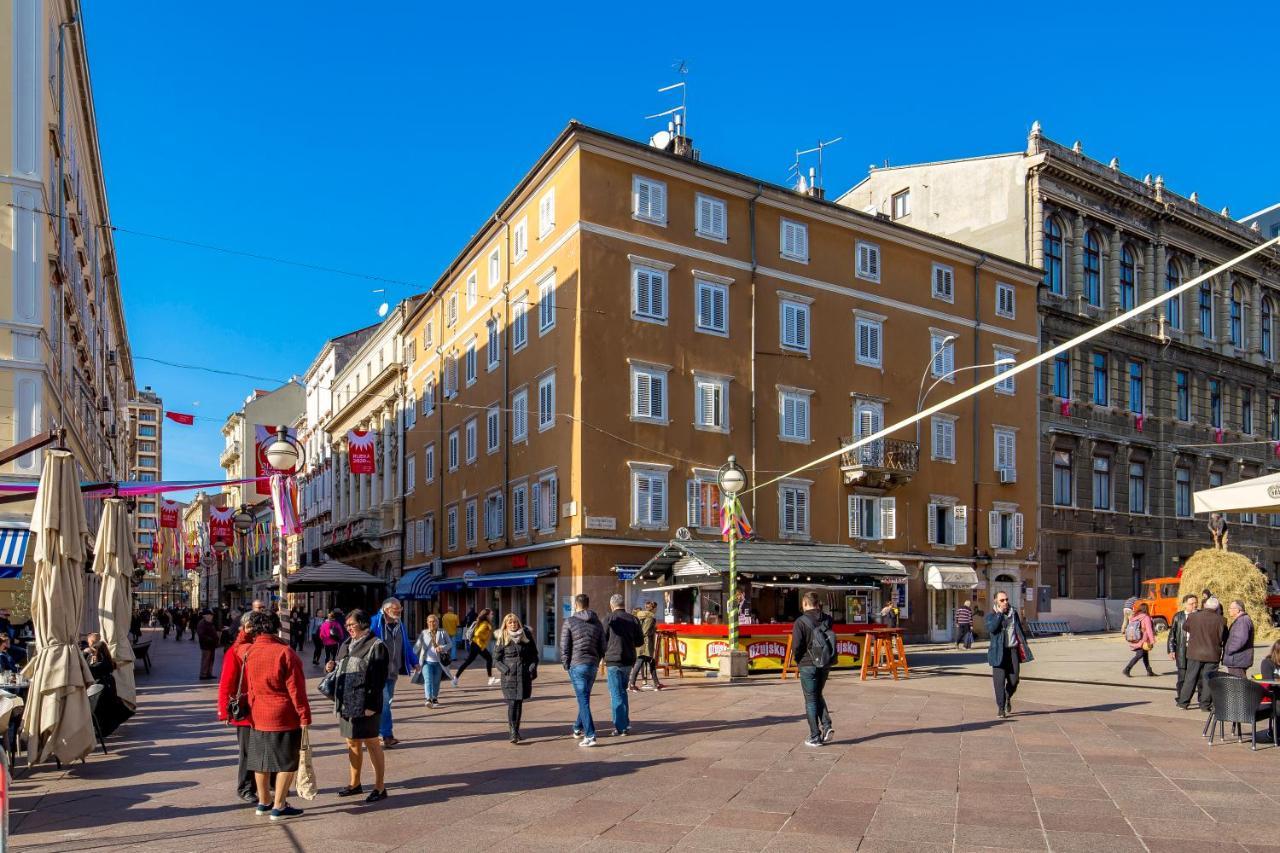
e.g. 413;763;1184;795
486;406;500;453
1243;387;1254;434
465;338;477;386
848;495;896;541
932;416;956;462
512;389;528;442
779;485;810;537
1128;360;1144;414
533;473;558;532
138;426;156;437
1092;352;1109;406
538;374;555;431
512;295;528;350
447;429;459;471
443;358;458;398
1096;552;1108;599
466;272;478;309
1057;551;1071;598
927;502;967;546
995;283;1015;319
1210;379;1222;428
633;265;668;322
423;318;434;349
686;475;722;529
1092;455;1112;510
406;456;416;493
780;300;810;352
1176;371;1190;421
1271;397;1280;441
930;333;956;378
422;376;436;416
538;272;555;334
695;194;727;240
633;175;667;224
485;492;504;540
465;499;477;547
538;189;555;238
780;219;808;262
1129;461;1146;513
779;391;810;442
424;443;435;484
1053;351;1071;398
447;293;458;327
1131;554;1144;597
994;347;1016;394
695;279;728;335
994;428;1016;472
631;365;668;422
446;506;458;551
632;469;667;528
855;316;882;367
488;248;501;289
486;319;500;371
932;263;954;302
891;189;910;219
464;418;477;463
1053;450;1073;506
513;218;528;261
423;514;434;555
988;509;1024;550
512;484;528;536
694;377;728;431
856;241;880;282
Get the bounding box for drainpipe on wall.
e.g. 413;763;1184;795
972;253;988;570
496;213;512;550
748;184;764;521
398;313;407;584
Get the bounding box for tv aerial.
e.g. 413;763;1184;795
646;60;689;148
789;136;843;194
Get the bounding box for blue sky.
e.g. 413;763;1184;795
82;2;1279;485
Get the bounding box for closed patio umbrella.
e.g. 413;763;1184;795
21;449;94;765
93;498;136;710
1193;471;1280;514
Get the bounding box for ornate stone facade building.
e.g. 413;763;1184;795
844;124;1280;603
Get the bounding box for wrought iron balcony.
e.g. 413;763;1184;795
840;437;919;487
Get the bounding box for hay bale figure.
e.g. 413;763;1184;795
1178;548;1277;641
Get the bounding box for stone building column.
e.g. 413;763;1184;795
1069;213;1085;306
1030;193;1045;278
1108;228;1123;315
1190;258;1205;345
370;422;381;510
1142;241;1156;333
1216;275;1232;348
383;411;394;502
1250;280;1264;360
1154;242;1168;327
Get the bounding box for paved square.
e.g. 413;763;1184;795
14;632;1276;852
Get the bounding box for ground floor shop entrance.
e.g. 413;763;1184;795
925;564;979;644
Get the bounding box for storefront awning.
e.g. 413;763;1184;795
0;526;31;579
926;564;979;590
395;568;436;601
466;568;557;589
635;540;907;584
284;559;386;591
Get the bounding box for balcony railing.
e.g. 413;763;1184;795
219;440;241;467
840;437;919;487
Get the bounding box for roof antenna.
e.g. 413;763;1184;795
789;136;842;199
646;61;693;157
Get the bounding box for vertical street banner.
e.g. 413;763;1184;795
209;505;235;549
159;500;181;529
347;429;377;474
255;424;298;496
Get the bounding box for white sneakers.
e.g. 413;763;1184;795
450;675;459;687
579;737;597;747
487;676;500;686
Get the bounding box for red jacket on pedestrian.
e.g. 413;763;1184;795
217;630;252;728
228;633;312;731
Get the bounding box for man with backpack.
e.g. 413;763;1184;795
791;591;836;747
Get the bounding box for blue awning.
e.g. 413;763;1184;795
465;568;557;589
0;527;31;579
394;568;436;601
426;577;466;595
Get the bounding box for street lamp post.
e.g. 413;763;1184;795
914;348;1015;446
717;455;748;681
262;427;304;610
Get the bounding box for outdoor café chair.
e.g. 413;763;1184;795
1205;674;1272;750
85;683;109;756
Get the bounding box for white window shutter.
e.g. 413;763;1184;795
796;489;808;533
989;511;1002;549
796;398;808;439
712;287;725;331
868;246;879;277
926;503;938;544
636;180;650;217
782;490;796;532
798;224;808;260
783;304;796;344
547;477;559;528
711;199;724;235
796;306;808;349
1014;513;1025;549
687;480;699;527
953;505;968;546
880;497;896;540
698;285;711;328
495;494;504;537
848;496;861;537
782;396;796;437
648;476;662;525
653;271;665;318
653;183;666;221
652;374;665;420
634;372;651;417
531;482;541;530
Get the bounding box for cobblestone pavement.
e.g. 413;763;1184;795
13;629;1280;852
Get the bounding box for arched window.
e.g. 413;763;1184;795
1165;260;1182;330
1263;296;1274;361
1199;281;1214;338
1119;246;1136;311
1230;284;1244;347
1083;231;1102;306
1043;218;1064;295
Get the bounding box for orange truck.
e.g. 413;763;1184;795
1135;576;1280;631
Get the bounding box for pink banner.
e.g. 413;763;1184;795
348;429;377;475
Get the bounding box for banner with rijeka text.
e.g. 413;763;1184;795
347;429;377;474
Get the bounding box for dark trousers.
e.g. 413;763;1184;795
199;647;215;679
312;632;322;664
955;623;973;649
507;699;523;731
1175;663;1186;699
1123;648;1153;675
799;666;831;740
322;644;338;666
455;643;493;677
630;655;660;687
992;649;1020;711
1177;659;1218;708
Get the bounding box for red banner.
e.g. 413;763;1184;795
184;548;197;570
165;411;195;425
348;429;377;474
159;499;181;529
209;505;235;548
255;425;297;497
1059;398;1071;417
1134;413;1144;433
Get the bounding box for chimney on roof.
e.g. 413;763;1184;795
1109;157;1120;171
669;114;697;160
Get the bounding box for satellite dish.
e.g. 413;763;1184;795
675;526;692;541
377;302;389;318
650;130;672;150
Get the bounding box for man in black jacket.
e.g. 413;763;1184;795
791;592;834;747
1167;593;1198;704
603;595;643;736
560;593;606;747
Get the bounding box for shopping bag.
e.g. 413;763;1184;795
410;667;425;686
295;728;317;801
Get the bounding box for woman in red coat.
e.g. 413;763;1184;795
230;610;312;820
217;613;262;802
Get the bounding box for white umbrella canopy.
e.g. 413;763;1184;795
93;498;136;710
1193;471;1280;514
20;449;95;765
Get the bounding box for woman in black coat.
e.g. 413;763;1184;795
494;613;538;743
325;609;391;802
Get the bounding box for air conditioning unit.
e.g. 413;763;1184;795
999;467;1017;484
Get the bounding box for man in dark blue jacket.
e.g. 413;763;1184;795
370;597;418;747
986;591;1033;718
560;594;605;747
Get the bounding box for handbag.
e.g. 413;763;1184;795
295;728;317;801
410;667;425;685
318;670;337;700
225;647;251;723
437;629;453;666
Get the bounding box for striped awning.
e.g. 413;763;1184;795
0;527;31;579
394;568;436;601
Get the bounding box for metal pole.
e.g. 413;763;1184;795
727;497;738;650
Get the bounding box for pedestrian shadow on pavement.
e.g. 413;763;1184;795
845;701;1146;744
